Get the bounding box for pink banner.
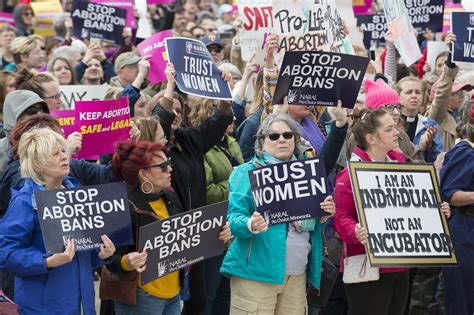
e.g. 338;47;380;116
137;29;173;84
443;2;464;33
0;12;16;26
92;0;136;29
51;109;76;137
75;97;131;158
147;0;176;4
352;0;374;15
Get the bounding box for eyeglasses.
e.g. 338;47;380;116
384;104;402;111
207;45;222;53
43;94;62;101
145;158;172;171
23;12;33;17
265;131;294;141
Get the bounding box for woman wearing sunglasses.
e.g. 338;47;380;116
108;140;230;315
221;112;347;314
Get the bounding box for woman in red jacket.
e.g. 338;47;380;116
333;108;409;315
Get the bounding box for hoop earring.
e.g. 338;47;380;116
141;181;154;194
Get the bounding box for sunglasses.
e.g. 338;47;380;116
207;45;222;53
266;131;294;141
23;12;33;17
145;158;172;171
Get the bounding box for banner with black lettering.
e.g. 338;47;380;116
451;11;474;64
35;182;134;255
272;51;369;108
348;162;457;267
165;37;232;100
405;0;444;33
356;14;387;49
138;201;227;284
248;158;329;225
72;1;126;45
60;84;110;109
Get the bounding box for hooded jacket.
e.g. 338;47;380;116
0;90;48;177
13;5;33;37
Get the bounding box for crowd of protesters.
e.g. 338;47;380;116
0;0;473;314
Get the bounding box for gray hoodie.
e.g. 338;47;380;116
0;90;49;176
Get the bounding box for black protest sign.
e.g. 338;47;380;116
248;158;328;226
35;182;133;254
138;201;227;284
71;1;126;45
451;12;474;64
272;51;369;108
356;14;387;49
348;162;457;267
405;0;444;33
165;37;232;100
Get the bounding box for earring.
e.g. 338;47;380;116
141;181;154;194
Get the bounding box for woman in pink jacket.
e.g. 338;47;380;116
333;108;409;315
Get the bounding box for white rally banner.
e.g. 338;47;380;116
60;84;111;109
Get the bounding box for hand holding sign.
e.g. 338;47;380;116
46;239;76;268
125;251;148;273
333;100;348;128
265;33;279;68
165;62;177;85
355;223;369;245
446;32;457;50
250;211;268;232
440;202;451;219
66;131;82;155
98;235;116;260
218;222;233;241
320;195;336;217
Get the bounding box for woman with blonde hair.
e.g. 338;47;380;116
6;35;45;72
135;115;167;146
47;56;77;85
0;128;116;314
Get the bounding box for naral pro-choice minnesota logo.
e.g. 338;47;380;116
157;260;170;277
185;40;208;57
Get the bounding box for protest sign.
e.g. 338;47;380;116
443;2;464;33
137;30;172;84
0;12;15;27
248;158;329;225
352;0;374;15
382;0;422;66
427;41;449;73
165;37;232;100
272;0;353;65
51;110;76;137
356;14;387;49
272;51;369;108
72;1;126;45
237;0;272;61
138;201;227;284
75;97;131;157
30;1;64;37
92;0;135;29
36;182;133;255
348;162;457;267
451;11;474;63
404;0;444;33
60;84;110;109
135;0;153;38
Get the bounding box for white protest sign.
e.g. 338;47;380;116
60;85;111;109
349;162;457;267
382;0;422;66
237;0;273;61
272;0;353;65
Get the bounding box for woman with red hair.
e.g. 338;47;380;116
107;140;230;314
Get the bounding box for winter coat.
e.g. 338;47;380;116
333;146;408;274
0;177;106;314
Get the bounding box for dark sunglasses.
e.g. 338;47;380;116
207;45;223;53
266;131;294;141
145;158;172;171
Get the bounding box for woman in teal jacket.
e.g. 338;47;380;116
221;111;348;314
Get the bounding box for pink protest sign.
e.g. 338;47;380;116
92;0;136;29
0;12;15;26
137;29;172;84
51;110;76;137
443;2;464;33
147;0;176;4
352;0;374;15
75;97;131;158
